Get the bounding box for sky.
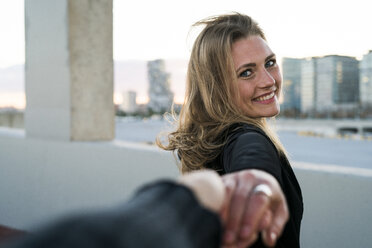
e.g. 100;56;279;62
113;0;372;61
1;0;372;108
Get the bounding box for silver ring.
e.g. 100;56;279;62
252;184;273;198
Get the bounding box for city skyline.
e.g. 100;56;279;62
2;50;372;110
281;52;372;119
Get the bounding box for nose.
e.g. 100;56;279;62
258;68;275;88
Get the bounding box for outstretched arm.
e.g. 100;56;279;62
3;169;288;248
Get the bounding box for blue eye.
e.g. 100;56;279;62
239;69;252;78
265;59;276;68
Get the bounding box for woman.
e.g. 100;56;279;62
158;13;303;248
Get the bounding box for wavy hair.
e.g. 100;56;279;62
157;13;286;173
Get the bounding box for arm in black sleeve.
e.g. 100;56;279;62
223;131;283;185
3;181;222;248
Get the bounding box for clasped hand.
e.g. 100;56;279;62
180;169;288;248
220;170;288;248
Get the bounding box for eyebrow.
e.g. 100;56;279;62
236;53;276;72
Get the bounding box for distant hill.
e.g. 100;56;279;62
0;59;188;106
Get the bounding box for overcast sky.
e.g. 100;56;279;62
1;0;372;68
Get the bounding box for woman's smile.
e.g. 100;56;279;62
252;89;277;103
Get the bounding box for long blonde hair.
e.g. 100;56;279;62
157;13;286;173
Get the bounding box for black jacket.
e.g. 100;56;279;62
210;124;303;248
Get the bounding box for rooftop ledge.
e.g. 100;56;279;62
1;126;372;248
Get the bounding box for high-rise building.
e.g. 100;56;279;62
300;57;318;113
315;55;359;112
360;50;372;105
281;58;303;113
147;59;174;113
121;90;137;113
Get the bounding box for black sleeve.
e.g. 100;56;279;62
3;181;222;248
223;131;283;185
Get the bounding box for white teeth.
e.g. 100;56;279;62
256;92;275;101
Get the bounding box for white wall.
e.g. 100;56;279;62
295;162;372;248
0;128;179;229
0;128;372;247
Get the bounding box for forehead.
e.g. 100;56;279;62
231;36;273;69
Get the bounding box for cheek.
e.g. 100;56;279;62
238;82;255;101
274;70;282;88
277;79;283;97
273;71;282;94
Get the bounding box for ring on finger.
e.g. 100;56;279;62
252;184;273;198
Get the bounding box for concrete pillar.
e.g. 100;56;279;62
25;0;114;141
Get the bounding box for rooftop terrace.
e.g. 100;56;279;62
1;1;371;247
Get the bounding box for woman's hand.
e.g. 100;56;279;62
220;170;289;248
178;169;288;248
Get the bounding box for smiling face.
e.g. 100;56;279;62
231;35;282;118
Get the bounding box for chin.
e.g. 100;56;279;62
242;105;280;118
263;109;280;118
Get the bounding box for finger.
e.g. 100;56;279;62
261;212;278;248
220;176;237;224
258;210;273;231
262;229;275;248
267;197;289;245
236;232;258;248
248;172;288;246
259;211;274;246
224;172;255;245
239;190;270;240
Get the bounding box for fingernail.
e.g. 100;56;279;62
224;231;235;243
240;225;251;238
270;232;277;242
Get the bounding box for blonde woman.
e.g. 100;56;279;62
159;13;303;248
